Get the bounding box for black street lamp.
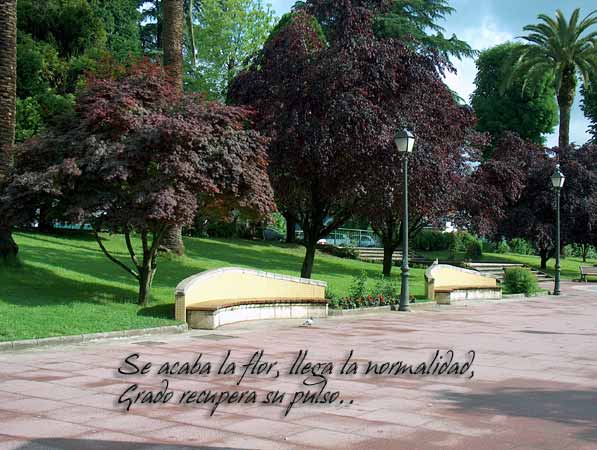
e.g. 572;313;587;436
551;164;565;296
394;129;416;311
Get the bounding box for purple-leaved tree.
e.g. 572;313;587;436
1;62;274;304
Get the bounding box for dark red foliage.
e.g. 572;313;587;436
560;143;597;255
462;133;597;268
2;61;274;303
229;1;478;277
460;133;543;237
6;61;274;231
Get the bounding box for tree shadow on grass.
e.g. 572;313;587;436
138;302;175;320
441;387;597;443
0;262;137;307
15;247;140;288
19;231;104;254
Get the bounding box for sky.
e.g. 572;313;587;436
268;0;594;147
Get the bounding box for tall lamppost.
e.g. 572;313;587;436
395;129;416;311
551;165;565;296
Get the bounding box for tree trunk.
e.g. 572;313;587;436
540;250;549;270
557;65;576;149
300;241;317;279
0;0;18;261
38;206;53;233
285;215;296;243
138;263;155;306
581;244;588;263
160;225;185;255
162;0;184;91
0;225;18;261
382;242;395;277
160;0;185;254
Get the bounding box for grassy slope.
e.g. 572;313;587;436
417;250;597;280
0;232;426;341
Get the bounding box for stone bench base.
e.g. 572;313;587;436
186;301;328;329
435;287;502;305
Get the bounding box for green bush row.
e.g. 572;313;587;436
412;230;484;259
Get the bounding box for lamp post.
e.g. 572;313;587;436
551;165;565;296
394;129;416;311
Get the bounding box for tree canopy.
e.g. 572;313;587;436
14;0;142;143
375;0;476;62
505;8;597;148
2;62;274;303
230;0;480;278
472;42;558;149
581;80;597;143
187;0;276;100
462;132;597;268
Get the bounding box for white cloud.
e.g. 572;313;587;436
443;17;513;103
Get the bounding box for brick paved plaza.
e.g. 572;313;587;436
1;283;596;450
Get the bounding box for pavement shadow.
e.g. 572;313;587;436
442;387;597;442
17;439;245;450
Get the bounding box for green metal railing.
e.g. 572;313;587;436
295;228;381;247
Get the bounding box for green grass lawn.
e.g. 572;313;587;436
417;249;597;280
0;232;426;342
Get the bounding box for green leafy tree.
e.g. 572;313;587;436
139;0;163;55
472;43;558;149
14;0;142;143
506;9;597;148
581;80;597;143
90;0;142;60
17;0;107;57
187;0;276;99
375;0;476;61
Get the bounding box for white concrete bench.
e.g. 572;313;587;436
175;268;327;329
425;262;501;304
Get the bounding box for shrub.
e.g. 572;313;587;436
317;243;357;259
464;240;483;259
496;240;511;254
482;239;497;253
503;268;538;294
325;287;339;301
372;276;397;301
566;244;597;261
509;238;536;255
413;230;451;251
348;271;368;300
447;231;480;259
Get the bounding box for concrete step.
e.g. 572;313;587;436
466;262;554;283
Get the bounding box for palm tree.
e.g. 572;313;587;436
160;0;186;255
507;9;597;148
162;0;185;90
0;0;19;260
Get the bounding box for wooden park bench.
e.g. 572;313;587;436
175;267;328;329
579;266;597;282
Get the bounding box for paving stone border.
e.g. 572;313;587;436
0;323;188;352
327;301;434;316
